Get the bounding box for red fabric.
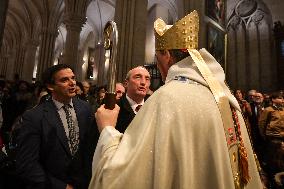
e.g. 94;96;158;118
135;105;142;112
180;49;188;53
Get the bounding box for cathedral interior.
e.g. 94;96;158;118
0;0;284;92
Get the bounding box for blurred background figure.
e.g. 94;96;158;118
115;83;125;101
234;89;252;125
80;81;95;104
249;92;265;157
263;93;272;108
92;86;106;113
80;81;96;112
258;91;284;188
247;89;257;103
75;81;84;96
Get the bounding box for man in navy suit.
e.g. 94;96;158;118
116;66;151;133
15;64;97;189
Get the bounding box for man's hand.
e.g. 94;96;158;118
95;104;120;133
66;184;74;189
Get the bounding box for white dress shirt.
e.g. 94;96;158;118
125;94;144;114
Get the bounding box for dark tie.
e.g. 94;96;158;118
135;104;142;112
63;105;79;156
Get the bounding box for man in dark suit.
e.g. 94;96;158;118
116;66;151;133
15;64;97;189
249;92;265;162
80;81;96;113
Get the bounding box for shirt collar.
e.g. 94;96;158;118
126;94;144;112
52;97;74;110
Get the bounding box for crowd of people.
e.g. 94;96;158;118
0;10;283;189
233;89;284;188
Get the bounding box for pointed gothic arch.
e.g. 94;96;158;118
226;0;276;92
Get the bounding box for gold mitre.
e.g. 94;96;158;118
154;10;199;50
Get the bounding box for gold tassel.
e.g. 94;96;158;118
239;141;250;185
231;107;250;185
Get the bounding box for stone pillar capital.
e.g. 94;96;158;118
64;13;86;32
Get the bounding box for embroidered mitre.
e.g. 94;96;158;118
154;10;199;50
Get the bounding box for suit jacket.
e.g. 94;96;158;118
15;98;97;189
248;102;265;157
116;95;136;133
116;94;149;133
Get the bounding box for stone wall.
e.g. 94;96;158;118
0;0;8;49
263;0;284;22
226;0;281;92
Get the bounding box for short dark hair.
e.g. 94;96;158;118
76;81;84;91
41;64;74;85
157;49;190;63
169;49;190;62
270;91;283;100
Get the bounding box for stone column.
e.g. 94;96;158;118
77;49;84;81
22;39;39;82
36;28;58;80
6;49;16;80
0;0;8;48
63;0;89;75
63;15;86;73
0;55;5;77
14;45;26;79
182;0;194;16
1;55;9;78
114;0;148;82
0;55;4;76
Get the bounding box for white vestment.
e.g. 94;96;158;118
89;49;262;189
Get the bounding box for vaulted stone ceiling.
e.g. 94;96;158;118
1;0;117;56
2;0;176;58
0;0;183;82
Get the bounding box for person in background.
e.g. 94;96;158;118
247;89;257;103
80;81;96;105
258;92;284;187
263;93;271;108
75;82;84;96
234;89;252;123
249;91;265;162
96;86;106;104
115;83;125;101
92;86;107;113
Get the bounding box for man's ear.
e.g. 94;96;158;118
47;84;54;93
165;50;171;63
124;79;129;88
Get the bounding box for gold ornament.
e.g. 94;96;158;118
154;10;199;50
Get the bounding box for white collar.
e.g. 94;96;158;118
52;97;74;110
165;48;241;112
126;94;144;113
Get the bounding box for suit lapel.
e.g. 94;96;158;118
44;100;71;156
121;95;135;116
